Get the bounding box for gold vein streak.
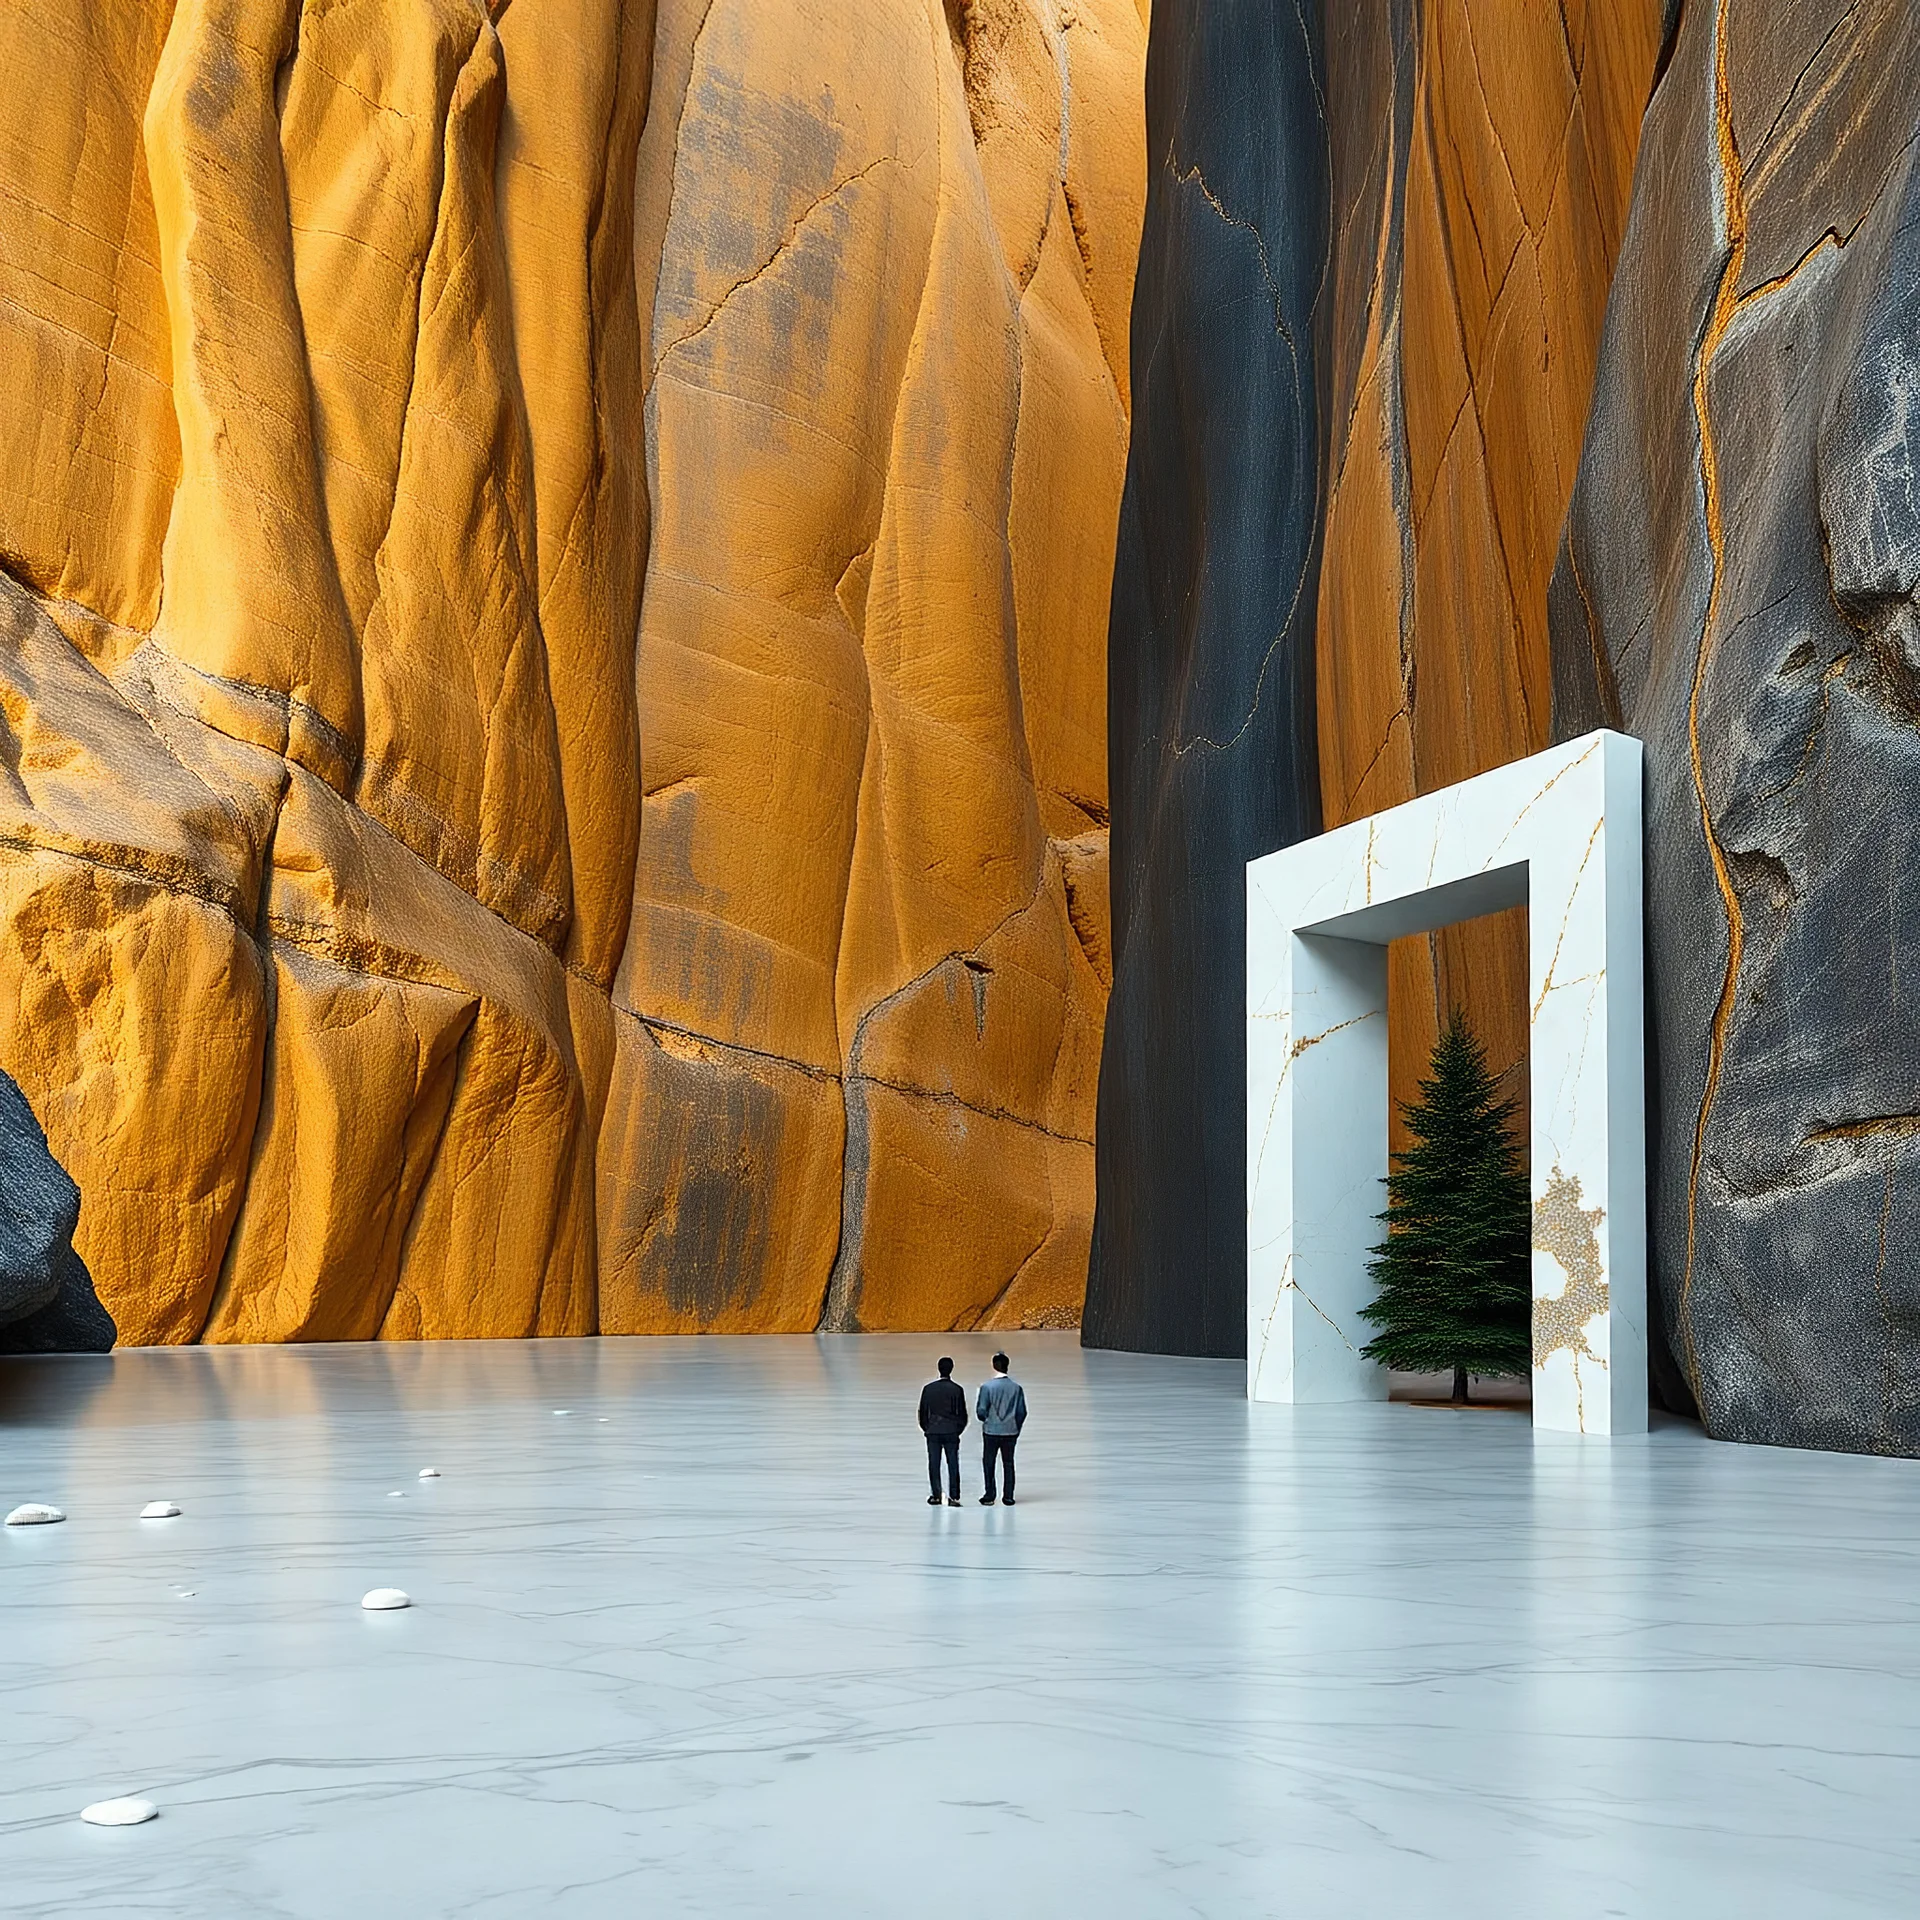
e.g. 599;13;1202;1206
1679;0;1750;1382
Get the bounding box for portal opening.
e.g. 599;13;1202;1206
1381;906;1533;1415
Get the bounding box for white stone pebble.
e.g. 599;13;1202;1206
361;1587;411;1611
387;1491;406;1498
140;1502;181;1520
553;1409;571;1417
418;1468;440;1479
80;1798;156;1827
5;1503;64;1526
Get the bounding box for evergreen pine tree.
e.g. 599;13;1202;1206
1358;1006;1531;1403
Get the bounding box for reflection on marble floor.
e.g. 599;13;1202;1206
2;1334;1918;1917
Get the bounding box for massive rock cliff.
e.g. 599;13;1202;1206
0;0;1142;1341
602;0;1143;1334
1097;0;1920;1457
0;0;655;1345
1550;0;1920;1450
1086;0;1661;1356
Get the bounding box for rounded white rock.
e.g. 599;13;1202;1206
80;1798;157;1827
6;1503;65;1526
417;1468;440;1479
361;1587;411;1611
140;1502;181;1520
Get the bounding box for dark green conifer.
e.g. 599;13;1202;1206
1359;1006;1531;1404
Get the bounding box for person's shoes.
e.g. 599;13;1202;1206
927;1494;941;1505
1002;1497;1016;1506
947;1497;961;1506
980;1494;996;1505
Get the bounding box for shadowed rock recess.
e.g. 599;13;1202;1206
1550;0;1920;1451
0;0;1144;1341
0;1072;114;1354
1082;0;1328;1359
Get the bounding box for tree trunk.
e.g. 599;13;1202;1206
1451;1366;1469;1405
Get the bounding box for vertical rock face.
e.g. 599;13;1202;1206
600;0;1144;1333
1085;0;1660;1357
1551;0;1920;1450
0;0;1142;1341
1082;0;1328;1357
1;0;648;1345
1315;0;1662;1141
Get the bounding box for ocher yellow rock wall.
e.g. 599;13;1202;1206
0;0;1140;1341
599;0;1143;1332
1315;0;1662;1129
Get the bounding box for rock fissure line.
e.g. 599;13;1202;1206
657;155;903;367
816;8;954;1336
1748;4;1875;192
1168;153;1303;372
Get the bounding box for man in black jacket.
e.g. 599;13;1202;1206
918;1357;967;1505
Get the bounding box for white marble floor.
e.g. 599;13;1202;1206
2;1335;1918;1917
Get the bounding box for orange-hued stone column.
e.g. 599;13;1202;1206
598;0;1143;1333
1315;0;1662;1135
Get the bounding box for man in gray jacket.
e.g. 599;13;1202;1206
976;1351;1027;1505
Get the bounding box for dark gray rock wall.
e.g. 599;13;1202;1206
1083;0;1327;1356
0;1070;115;1354
1550;0;1920;1450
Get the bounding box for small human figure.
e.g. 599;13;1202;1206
976;1351;1027;1505
918;1356;967;1505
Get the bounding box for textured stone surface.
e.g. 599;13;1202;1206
0;0;1140;1341
0;1071;81;1329
1082;0;1328;1359
0;0;653;1346
1550;0;1920;1450
1314;0;1663;1143
0;1252;118;1358
1086;0;1660;1358
0;1071;114;1354
601;0;1143;1333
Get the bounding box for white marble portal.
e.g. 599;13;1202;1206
1246;729;1645;1434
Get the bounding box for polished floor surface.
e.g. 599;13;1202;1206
3;1335;1918;1917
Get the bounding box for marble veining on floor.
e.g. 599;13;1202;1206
2;1335;1918;1916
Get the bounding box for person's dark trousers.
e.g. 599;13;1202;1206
927;1433;960;1500
983;1433;1017;1501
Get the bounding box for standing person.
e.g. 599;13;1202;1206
918;1357;967;1506
976;1352;1027;1505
